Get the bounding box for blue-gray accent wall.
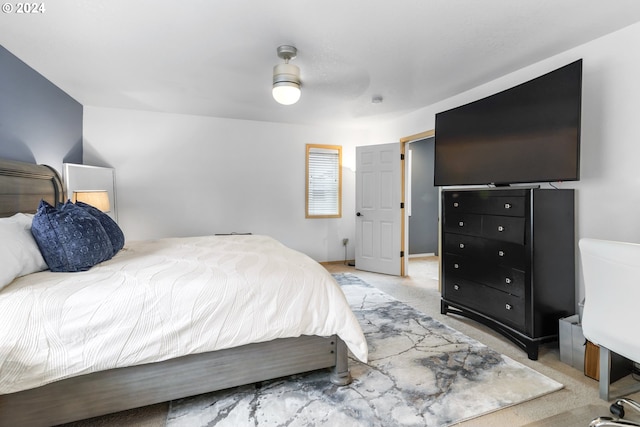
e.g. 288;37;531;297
0;45;82;173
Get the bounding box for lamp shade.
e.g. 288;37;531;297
272;62;301;105
72;190;110;212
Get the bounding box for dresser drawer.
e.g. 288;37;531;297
443;213;482;236
443;233;527;268
444;194;484;214
443;255;525;297
482;196;526;217
444;192;526;217
481;215;526;244
443;278;525;330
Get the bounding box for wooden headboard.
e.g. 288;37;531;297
0;158;64;217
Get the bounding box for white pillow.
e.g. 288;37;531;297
0;213;48;291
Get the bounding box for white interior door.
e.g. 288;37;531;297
355;143;402;275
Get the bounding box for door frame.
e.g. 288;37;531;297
399;129;435;277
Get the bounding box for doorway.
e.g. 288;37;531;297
400;129;438;280
407;137;438;256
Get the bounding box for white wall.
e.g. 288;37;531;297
369;22;640;305
83;107;366;262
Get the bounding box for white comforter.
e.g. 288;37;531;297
0;235;368;395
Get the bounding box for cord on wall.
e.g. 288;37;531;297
343;238;349;265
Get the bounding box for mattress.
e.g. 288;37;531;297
0;234;368;395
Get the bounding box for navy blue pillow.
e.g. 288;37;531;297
31;200;114;272
76;201;125;256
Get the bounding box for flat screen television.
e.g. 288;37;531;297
434;59;582;187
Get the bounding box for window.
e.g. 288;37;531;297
306;144;342;218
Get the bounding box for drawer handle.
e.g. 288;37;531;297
504;203;512;209
453;202;459;208
498;250;505;257
459;243;465;249
458;221;464;227
497;225;504;232
453;263;460;269
505;278;512;284
505;303;512;310
454;284;460;291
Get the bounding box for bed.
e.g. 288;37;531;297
0;158;368;427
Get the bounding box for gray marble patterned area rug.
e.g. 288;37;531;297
167;273;563;426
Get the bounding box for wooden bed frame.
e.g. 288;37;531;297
0;158;352;427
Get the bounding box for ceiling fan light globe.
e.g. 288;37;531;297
272;62;301;105
272;82;301;105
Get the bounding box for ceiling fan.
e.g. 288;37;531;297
271;44;371;104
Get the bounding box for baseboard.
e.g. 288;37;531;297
320;260;355;266
409;253;436;258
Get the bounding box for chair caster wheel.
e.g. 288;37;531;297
610;402;625;418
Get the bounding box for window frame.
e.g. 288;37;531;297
305;144;342;219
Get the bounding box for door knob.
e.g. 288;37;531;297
356;212;363;217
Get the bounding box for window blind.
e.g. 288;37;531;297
307;146;341;217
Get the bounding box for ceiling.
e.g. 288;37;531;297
2;0;640;128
